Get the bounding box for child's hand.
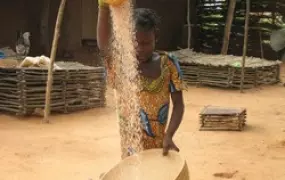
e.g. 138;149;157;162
162;135;180;156
98;0;107;7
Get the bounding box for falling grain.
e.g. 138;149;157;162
109;1;143;158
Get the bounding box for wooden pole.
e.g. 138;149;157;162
259;29;264;59
240;0;250;92
259;26;264;59
187;0;191;49
44;0;67;123
258;12;264;59
221;0;236;55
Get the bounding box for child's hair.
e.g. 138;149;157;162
133;8;160;32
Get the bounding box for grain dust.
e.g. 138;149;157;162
109;1;143;158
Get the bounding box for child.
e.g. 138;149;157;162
97;1;185;159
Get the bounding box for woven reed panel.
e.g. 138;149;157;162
0;62;106;115
199;106;247;131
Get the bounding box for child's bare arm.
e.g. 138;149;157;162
166;91;184;138
97;5;111;52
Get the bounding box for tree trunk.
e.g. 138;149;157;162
44;0;67;123
221;0;237;55
240;0;250;93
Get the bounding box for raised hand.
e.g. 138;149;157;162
98;0;107;7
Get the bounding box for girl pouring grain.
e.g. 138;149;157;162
97;0;185;158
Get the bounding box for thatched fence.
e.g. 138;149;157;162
190;0;284;60
0;62;106;115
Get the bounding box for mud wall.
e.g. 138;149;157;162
135;0;187;50
0;0;187;65
0;0;42;55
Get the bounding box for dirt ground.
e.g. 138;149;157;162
1;66;285;180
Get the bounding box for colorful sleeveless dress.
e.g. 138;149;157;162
105;52;183;159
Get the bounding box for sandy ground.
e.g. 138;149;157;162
1;67;285;180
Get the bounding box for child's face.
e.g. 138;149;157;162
135;30;155;63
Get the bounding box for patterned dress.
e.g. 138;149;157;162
105;52;183;158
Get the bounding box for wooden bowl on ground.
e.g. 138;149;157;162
101;149;190;180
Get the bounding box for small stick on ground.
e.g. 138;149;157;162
213;170;238;179
43;0;67;123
